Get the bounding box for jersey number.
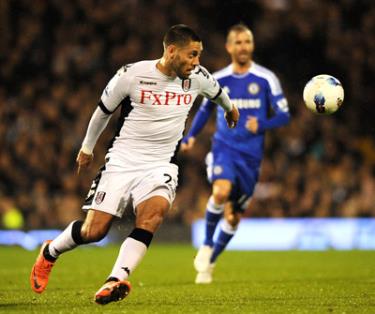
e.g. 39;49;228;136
194;66;209;79
164;173;172;184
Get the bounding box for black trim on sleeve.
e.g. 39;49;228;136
98;100;114;114
210;87;222;101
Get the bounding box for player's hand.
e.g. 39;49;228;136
180;137;196;152
246;116;258;134
224;105;239;128
76;150;94;174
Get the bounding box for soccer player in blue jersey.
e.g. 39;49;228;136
181;24;290;284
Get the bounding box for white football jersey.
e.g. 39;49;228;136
100;59;221;169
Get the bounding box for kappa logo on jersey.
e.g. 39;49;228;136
95;191;106;204
140;90;193;106
248;83;260;95
182;79;191;92
140;80;157;85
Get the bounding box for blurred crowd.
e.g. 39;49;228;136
0;0;374;229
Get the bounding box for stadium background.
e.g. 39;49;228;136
0;0;374;233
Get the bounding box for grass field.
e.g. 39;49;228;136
1;244;375;313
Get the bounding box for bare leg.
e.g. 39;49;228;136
47;209;114;259
107;195;170;281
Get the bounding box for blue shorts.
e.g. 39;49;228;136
206;142;260;212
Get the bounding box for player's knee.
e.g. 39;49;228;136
226;213;241;228
136;196;170;232
137;208;166;232
212;180;231;204
213;191;229;205
81;223;108;243
139;212;164;232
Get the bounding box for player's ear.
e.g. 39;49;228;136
166;44;177;58
225;42;232;54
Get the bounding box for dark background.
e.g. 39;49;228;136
0;0;374;229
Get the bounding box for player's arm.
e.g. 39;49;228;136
196;66;239;129
77;66;131;173
265;95;290;130
212;87;239;129
77;106;112;173
247;96;290;134
246;74;290;134
181;98;215;151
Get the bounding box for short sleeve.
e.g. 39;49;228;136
100;65;133;113
194;66;221;100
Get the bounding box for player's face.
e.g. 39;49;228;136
172;41;202;79
226;30;254;65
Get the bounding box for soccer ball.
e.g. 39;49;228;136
303;74;344;115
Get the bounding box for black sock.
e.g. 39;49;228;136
71;220;85;244
43;244;57;262
128;228;154;247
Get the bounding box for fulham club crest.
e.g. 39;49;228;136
182;79;191;92
95;191;106;204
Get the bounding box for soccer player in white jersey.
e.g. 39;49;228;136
30;24;239;304
182;24;290;283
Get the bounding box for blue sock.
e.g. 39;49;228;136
210;222;236;263
203;197;224;247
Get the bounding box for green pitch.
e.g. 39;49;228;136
1;245;375;313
